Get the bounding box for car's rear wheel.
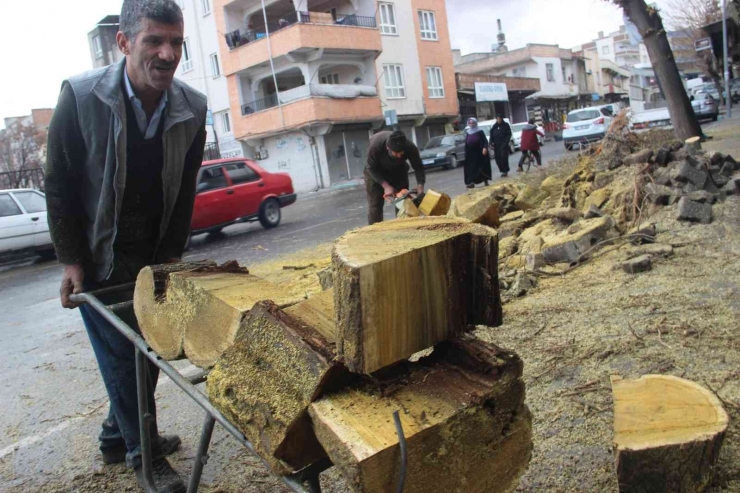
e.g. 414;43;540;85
259;198;281;229
565;143;573;151
712;114;718;122
446;155;458;170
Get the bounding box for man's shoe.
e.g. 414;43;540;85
102;434;182;464
135;458;185;493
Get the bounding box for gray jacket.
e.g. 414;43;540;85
45;59;208;281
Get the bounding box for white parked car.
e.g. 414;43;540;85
509;122;545;152
562;107;613;151
0;189;55;259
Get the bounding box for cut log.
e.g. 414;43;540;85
446;189;500;227
395;198;421;219
133;260;216;360
418;189;451;216
134;261;300;367
284;288;335;342
611;375;729;493
309;335;532;493
685;136;702;152
208;300;348;475
333;217;501;373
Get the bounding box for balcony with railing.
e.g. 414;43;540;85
233;83;381;139
218;9;382;75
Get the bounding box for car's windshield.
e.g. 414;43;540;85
567;110;600;122
510;123;527;133
425;136;458;148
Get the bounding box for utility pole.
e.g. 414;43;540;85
722;0;732;118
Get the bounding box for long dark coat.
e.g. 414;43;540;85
463;129;492;185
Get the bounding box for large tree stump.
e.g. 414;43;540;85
134;261;300;367
611;375;729;493
332;217;501;373
309;335;532;493
208;300;348;475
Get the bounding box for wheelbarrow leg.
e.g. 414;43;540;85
136;347;158;493
305;473;322;493
187;414;216;493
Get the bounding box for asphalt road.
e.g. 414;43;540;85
0;143;567;491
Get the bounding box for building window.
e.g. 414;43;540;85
602;45;610;55
93;35;103;59
181;39;193;73
383;64;406;99
562;66;567;83
546;63;554;82
426;67;444;98
379;3;397;35
512;66;526;77
200;0;211;15
221;112;231;133
418;10;438;40
320;74;340;84
210;53;220;77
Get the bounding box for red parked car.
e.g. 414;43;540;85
190;159;296;239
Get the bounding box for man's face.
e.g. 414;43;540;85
118;18;184;92
496;117;503;124
388;147;405;159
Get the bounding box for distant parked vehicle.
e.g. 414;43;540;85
0;189;55;259
420;134;466;170
629;107;672;132
562;107;613;150
691;92;719;122
190;159;296;242
509;122;545;152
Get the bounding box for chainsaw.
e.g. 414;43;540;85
390;189;425;219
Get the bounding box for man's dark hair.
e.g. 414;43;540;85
386;130;407;152
120;0;184;41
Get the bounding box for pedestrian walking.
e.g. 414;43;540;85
44;1;207;491
490;115;513;177
463;118;491;188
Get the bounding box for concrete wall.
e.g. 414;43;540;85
375;0;425;117
530;57;569;96
257;131;328;192
595;37;616;64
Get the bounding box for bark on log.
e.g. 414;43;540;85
309;335;532;493
208;300;349;474
332;217;501;374
134;261;300;367
611;375;729;493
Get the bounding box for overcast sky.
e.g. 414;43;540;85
0;0;674;128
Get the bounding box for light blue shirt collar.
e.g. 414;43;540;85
124;67;168;140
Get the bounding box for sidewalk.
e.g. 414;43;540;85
704;110;740;157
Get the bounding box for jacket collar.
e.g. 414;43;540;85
91;58;194;130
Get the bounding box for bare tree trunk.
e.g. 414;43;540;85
618;0;704;140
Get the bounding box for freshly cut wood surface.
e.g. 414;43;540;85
333;217;501;373
309;336;532;493
611;375;728;493
447;189;500;227
133;260;216;360
135;261;300;367
208;300;348;475
418;190;452;216
284;289;336;342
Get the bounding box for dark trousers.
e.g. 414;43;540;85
364;169;409;225
518;150;542;168
80;272;163;469
493;144;510;173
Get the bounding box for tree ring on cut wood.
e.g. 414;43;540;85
611;374;729;493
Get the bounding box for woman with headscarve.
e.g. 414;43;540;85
463;118;492;188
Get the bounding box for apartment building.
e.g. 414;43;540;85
214;0;458;192
86;9;238;159
454;44;588;131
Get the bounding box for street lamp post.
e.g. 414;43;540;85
722;0;732;118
